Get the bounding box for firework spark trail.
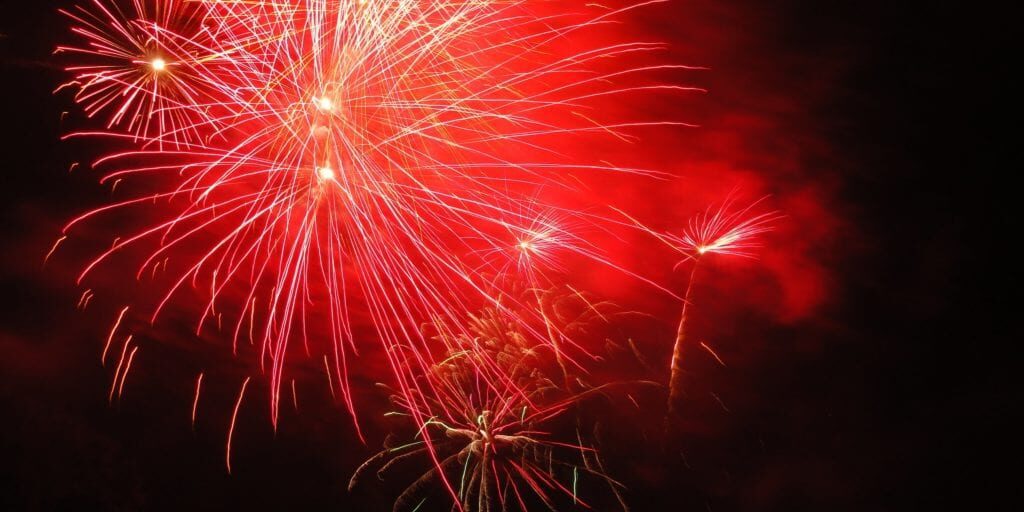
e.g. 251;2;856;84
55;0;693;497
227;375;252;475
192;372;204;429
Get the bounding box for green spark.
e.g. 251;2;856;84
573;466;579;504
459;450;473;499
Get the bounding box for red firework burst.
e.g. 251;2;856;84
56;0;222;146
53;0;701;509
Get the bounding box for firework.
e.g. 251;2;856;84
661;199;777;429
673;198;779;260
351;308;634;511
56;0;220;146
56;0;691;436
51;5;709;510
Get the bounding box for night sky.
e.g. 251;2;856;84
0;1;1012;510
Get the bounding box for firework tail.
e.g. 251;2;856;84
665;262;699;436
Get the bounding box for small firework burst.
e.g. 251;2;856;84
352;307;629;511
676;197;779;260
56;0;218;145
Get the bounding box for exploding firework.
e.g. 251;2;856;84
55;0;220;146
611;196;779;431
674;198;779;260
50;2;721;510
351;307;637;511
660;199;777;429
55;0;693;435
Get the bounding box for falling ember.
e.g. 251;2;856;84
43;235;67;266
108;335;134;403
192;373;204;429
101;306;130;365
116;346;140;399
699;340;727;367
227;377;252;475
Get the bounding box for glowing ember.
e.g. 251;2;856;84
314;96;333;111
316;165;335;181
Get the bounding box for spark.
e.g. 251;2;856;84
76;289;93;310
192;372;204;429
116;346;140;399
699;340;727;367
108;335;133;403
102;306;130;365
314;96;333;112
323;356;335;400
43;235;67;267
227;376;252;475
709;391;730;413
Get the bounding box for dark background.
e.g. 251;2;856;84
0;1;1013;510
